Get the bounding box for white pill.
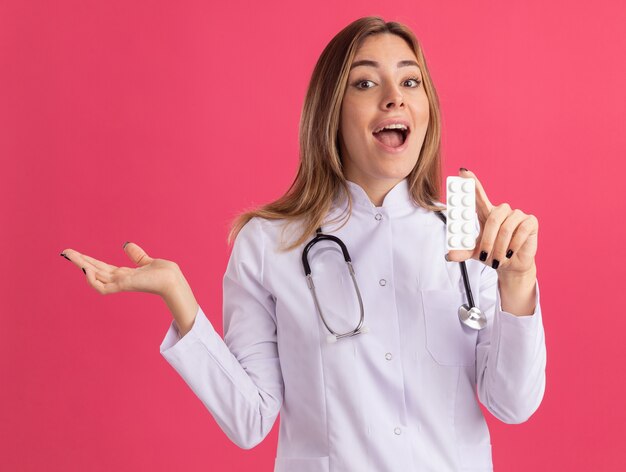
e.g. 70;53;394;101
448;180;461;193
445;177;476;251
462;236;475;248
448;235;461;247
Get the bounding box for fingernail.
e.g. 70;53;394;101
479;251;488;261
492;259;500;269
60;253;71;261
82;267;86;275
444;253;450;262
506;249;514;259
460;167;469;172
123;241;130;249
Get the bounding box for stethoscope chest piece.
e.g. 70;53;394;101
458;304;487;330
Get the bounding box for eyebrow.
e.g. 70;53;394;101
349;59;421;70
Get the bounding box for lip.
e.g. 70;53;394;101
371;117;411;134
371;117;411;154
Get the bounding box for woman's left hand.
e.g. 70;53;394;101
446;168;538;276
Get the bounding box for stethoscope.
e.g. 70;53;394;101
301;210;487;343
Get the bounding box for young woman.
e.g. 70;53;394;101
61;16;546;472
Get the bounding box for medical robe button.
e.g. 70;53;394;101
394;427;402;435
385;352;393;360
379;279;387;286
375;213;383;221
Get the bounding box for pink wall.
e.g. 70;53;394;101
2;0;624;470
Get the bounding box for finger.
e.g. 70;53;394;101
123;242;154;267
80;253;118;273
507;214;538;259
60;249;100;272
459;168;494;221
60;249;114;283
83;266;114;294
446;248;473;262
476;203;511;268
488;209;527;270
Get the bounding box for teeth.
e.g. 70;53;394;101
374;123;408;133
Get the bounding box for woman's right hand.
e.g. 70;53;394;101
60;242;180;298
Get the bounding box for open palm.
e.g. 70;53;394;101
60;242;179;297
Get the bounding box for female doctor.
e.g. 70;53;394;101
61;16;546;472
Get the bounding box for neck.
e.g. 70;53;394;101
347;176;403;207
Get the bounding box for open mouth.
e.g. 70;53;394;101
372;128;409;148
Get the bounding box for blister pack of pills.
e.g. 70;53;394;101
446;176;478;250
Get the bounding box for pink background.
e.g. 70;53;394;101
2;0;625;470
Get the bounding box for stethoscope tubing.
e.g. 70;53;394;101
303;228;367;340
302;209;485;341
433;210;476;308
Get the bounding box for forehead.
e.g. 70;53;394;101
353;33;417;62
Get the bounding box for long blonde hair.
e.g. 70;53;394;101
227;16;444;252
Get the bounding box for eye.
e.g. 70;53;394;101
404;77;422;87
354;79;375;90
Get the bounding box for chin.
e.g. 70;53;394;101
370;161;416;178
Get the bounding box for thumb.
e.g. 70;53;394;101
122;241;154;267
446;248;474;262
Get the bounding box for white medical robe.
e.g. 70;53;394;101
160;178;547;471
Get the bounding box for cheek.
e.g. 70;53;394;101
418;95;430;124
341;101;362;128
343;104;371;143
340;116;365;145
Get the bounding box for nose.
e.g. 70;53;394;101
382;84;404;110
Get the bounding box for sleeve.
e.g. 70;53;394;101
159;217;284;449
475;266;547;424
